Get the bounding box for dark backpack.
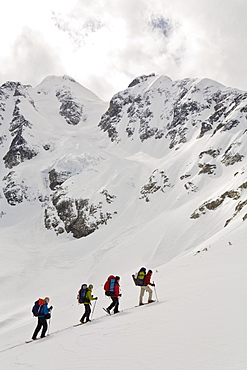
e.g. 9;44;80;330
32;298;44;316
104;275;116;296
136;268;146;286
78;284;90;304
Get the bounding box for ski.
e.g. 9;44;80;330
73;321;92;327
102;308;111;315
25;335;50;343
135;301;156;307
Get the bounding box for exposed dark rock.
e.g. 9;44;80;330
128;74;155;88
101;189;116;204
198;122;212;138
184;182;198;192
191;190;241;220
225;199;247;226
140;170;171;202
180;173;191;180
56;89;83;125
44;187;117;238
198;163;217;175
221;152;244;166
199;148;221;159
49;169;72;190
3;132;38;169
2;171;28;205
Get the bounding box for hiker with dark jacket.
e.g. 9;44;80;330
139;269;155;305
106;276;121;314
32;297;53;340
78;284;98;323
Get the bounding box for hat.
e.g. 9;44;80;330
89;284;93;289
148;270;153;273
115;276;120;280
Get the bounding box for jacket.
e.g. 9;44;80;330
84;287;97;304
112;282;120;298
39;302;50;317
144;271;153;286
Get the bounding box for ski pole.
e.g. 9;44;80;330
91;299;97;320
153;281;159;302
48;318;51;335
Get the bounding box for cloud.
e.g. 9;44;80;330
0;0;247;100
0;27;64;86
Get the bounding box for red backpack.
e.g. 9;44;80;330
104;275;116;296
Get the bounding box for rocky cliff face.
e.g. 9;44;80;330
0;74;246;243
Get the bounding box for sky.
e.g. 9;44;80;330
0;0;247;101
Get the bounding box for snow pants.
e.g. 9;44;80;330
139;285;153;304
81;304;91;322
32;317;48;339
108;296;119;313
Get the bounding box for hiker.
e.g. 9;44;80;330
32;297;53;340
105;276;121;314
138;268;155;305
78;284;98;323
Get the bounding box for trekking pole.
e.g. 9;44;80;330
91;299;97;320
48;318;51;335
153;281;159;302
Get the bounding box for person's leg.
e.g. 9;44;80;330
139;286;145;304
40;317;48;337
108;297;115;311
146;286;153;302
81;304;87;322
32;317;42;339
113;297;119;313
85;304;91;321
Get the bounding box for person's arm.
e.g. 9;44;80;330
87;290;97;301
115;284;120;296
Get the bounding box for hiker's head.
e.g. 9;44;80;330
89;284;93;289
115;276;120;281
44;297;50;303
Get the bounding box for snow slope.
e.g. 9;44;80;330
0;221;246;369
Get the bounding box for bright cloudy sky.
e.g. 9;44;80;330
0;0;246;100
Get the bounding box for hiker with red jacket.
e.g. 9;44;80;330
32;297;53;340
139;269;155;306
105;276;121;314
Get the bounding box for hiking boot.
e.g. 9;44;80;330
86;319;91;322
114;311;120;314
139;303;144;306
106;308;111;314
148;300;155;303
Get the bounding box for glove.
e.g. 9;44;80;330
95;297;98;300
119;294;122;297
152;284;155;287
49;306;53;310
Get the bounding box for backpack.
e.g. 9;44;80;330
32;298;45;317
78;284;90;304
136;268;146;286
104;275;116;296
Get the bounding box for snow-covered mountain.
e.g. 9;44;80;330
0;74;246;369
1;74;246;253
